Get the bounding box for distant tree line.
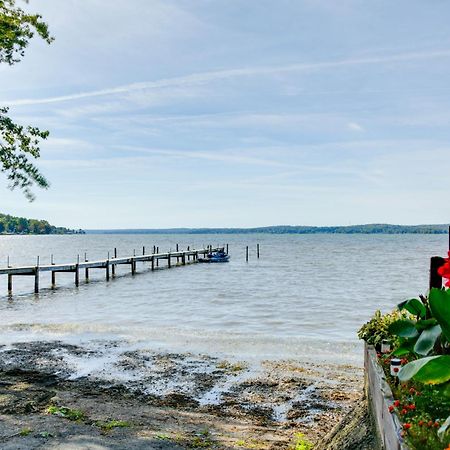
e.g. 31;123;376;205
87;224;450;235
0;213;83;234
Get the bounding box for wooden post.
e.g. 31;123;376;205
156;247;159;266
106;260;110;281
187;246;190;261
153;245;156;254
430;256;445;290
151;256;155;271
182;252;186;265
257;243;260;258
176;244;179;263
85;252;89;281
34;267;40;294
34;256;40;293
51;254;56;286
112;248;117;277
143;246;145;255
226;244;229;254
7;274;12;294
168;253;171;268
246;246;249;262
131;258;136;275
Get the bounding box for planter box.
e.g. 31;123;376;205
365;343;410;450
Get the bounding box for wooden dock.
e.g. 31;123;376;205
0;246;222;294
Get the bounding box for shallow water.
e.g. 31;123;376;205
0;233;447;364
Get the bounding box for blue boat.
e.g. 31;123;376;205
207;250;230;263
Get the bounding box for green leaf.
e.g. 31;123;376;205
413;325;442;355
429;288;450;342
392;339;416;356
398;355;450;384
438;415;450;441
388;320;419;338
398;298;426;318
416;318;438;331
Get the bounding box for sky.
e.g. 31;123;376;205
1;0;450;229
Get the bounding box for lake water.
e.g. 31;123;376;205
0;233;447;365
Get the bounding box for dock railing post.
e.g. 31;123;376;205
34;256;40;294
246;246;249;262
168;252;171;268
75;254;80;287
257;243;260;259
85;252;89;281
106;259;110;281
51;254;56;287
112;248;117;277
156;247;159;267
7;274;12;294
226;244;229;254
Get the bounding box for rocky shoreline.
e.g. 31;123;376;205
0;340;364;449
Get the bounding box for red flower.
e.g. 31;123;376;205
388;406;395;413
394;400;400;407
408;404;416;410
418;420;424;426
401;409;408;415
438;252;450;287
434;421;440;428
404;423;411;430
428;421;433;427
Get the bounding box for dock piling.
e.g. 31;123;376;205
34;267;39;294
85;253;89;281
75;255;80;287
246;246;249;262
51;254;56;287
257;243;260;258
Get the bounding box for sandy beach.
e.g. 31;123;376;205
0;340;364;449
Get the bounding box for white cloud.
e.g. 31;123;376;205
347;122;364;131
4;49;450;107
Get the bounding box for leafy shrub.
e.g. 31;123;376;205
358;309;407;348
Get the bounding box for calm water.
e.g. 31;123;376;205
0;234;447;364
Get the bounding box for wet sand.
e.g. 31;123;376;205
0;341;363;449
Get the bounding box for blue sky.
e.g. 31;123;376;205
1;0;450;229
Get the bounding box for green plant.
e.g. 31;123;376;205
386;289;450;385
358;309;407;347
291;433;314;450
46;406;85;421
96;420;131;431
19;428;32;436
